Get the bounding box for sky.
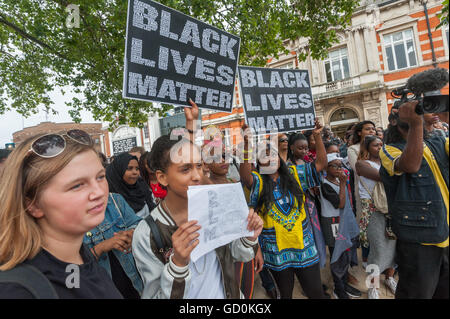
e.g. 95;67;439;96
0;87;99;148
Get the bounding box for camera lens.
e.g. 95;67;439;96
422;95;449;114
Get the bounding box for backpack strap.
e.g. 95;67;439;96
145;214;165;255
0;264;59;299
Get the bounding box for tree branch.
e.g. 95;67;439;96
0;11;96;69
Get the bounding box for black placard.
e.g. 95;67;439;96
112;137;137;155
238;66;316;134
123;0;240;112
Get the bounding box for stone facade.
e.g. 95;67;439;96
268;0;448;137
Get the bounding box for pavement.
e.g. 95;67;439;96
252;247;397;299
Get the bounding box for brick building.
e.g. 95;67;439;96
13;121;104;153
200;0;449;140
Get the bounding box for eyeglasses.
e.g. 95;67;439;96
328;164;343;169
29;129;93;158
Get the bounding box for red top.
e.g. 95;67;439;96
150;183;167;199
303;150;316;163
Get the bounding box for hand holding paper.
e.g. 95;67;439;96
188;183;257;262
171;220;201;267
246;208;263;242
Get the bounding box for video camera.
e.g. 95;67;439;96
391;68;449;115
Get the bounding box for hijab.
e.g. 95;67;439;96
106;152;155;213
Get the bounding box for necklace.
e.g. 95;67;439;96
192;254;207;275
162;199;172;216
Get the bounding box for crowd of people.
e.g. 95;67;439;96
0;98;448;300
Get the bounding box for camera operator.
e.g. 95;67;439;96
380;99;448;299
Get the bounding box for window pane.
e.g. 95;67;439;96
394;43;407;69
325;62;333;82
340;47;348;56
383;35;392;44
332;60;342;81
404;29;413;40
393;32;403;42
329;50;340;59
406;41;417;67
342;58;350;78
386;46;396;71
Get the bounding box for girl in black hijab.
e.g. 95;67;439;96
106;152;155;218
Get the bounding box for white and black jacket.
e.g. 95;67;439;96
132;204;258;299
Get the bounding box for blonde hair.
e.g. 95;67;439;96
0;133;97;270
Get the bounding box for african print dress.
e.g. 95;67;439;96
248;163;322;271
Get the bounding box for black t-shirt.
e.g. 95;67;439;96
0;245;123;299
108;251;140;299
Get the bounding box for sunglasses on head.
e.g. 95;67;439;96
29;129;93;158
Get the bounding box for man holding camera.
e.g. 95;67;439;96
379;99;448;299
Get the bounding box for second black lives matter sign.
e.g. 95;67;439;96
123;0;240;112
238;66;316;134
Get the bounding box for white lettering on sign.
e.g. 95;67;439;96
132;0;158;32
179;20;201;48
299;93;313;108
175;81;193;101
195;58;216;82
157;79;177;100
125;0;239;111
128;72;157;96
282;71;296;88
131;38;156;67
132;1;238;60
240;70;257;88
128;71;233;109
171;49;195;75
202;29;220;54
160;10;179;40
216;65;234;86
270;71;284;88
295;72;309;87
246;113;315;132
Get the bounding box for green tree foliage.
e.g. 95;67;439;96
0;0;358;129
437;0;448;29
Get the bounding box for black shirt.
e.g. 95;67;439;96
0;245;123;299
108;251;140;299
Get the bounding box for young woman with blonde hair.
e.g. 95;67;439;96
0;130;122;298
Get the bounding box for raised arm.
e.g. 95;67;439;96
355;160;381;182
393;100;424;174
184;99;200;143
312;118;327;172
239;124;254;189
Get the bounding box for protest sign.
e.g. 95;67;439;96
123;0;240;112
188;183;253;262
112;137;137;155
238;66;316;134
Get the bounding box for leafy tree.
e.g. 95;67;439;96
437;0;448;29
0;0;358;129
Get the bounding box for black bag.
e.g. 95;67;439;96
0;264;59;299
